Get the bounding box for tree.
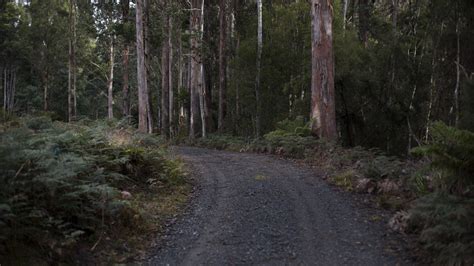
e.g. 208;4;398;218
189;0;204;139
161;0;170;137
107;35;115;119
68;0;77;122
218;0;227;132
121;0;131;118
136;0;149;133
255;0;262;137
310;0;337;140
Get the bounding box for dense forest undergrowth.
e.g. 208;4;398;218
0;114;191;264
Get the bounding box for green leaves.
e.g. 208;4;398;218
0;118;183;260
412;122;474;194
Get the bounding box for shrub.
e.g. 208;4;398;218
409;122;474;264
412;122;474;195
0;118;183;261
408;193;474;265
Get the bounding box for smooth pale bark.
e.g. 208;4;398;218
161;1;170;138
342;0;349;32
310;0;337;140
189;0;202;139
218;0;227;132
136;0;149;133
255;0;262;137
199;0;206;138
121;0;130;118
107;36;115;119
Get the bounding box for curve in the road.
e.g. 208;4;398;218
148;146;412;266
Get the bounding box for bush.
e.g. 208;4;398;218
408;193;474;265
408;122;474;264
0;118;183;261
412;122;474;195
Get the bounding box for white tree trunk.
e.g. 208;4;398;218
107;36;115;119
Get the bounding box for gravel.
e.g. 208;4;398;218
147;146;413;265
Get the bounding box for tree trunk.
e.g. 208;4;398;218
342;0;349;32
3;66;16;114
454;15;461;127
43;71;48;111
189;0;203;139
310;0;337;140
358;0;369;47
68;0;77;122
199;0;206;138
136;0;149;133
107;36;115;119
161;1;170;138
255;0;262;137
144;0;153;133
121;0;130;118
218;0;227;132
169;15;174;137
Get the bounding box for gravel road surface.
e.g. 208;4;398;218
148;146;412;265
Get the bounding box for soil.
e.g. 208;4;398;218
147;146;414;265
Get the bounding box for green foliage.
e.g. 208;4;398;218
408;193;474;265
0;118;185;261
364;155;405;180
412;122;474;194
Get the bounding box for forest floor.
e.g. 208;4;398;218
146;146;415;265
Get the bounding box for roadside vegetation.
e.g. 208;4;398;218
186;117;474;265
0;113;190;264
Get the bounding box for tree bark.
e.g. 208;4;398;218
454;15;461;127
189;0;203;139
169;14;174;137
161;1;170;138
68;0;77;122
199;0;206;138
310;0;337;140
218;0;227;132
121;0;130;118
3;66;16;114
358;0;370;47
107;36;115;119
136;0;149;133
43;71;48;111
342;0;349;32
144;0;153;133
255;0;262;137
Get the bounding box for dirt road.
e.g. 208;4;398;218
148;147;411;265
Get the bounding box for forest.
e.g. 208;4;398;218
1;0;473;264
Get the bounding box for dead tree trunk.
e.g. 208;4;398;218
310;0;337;140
